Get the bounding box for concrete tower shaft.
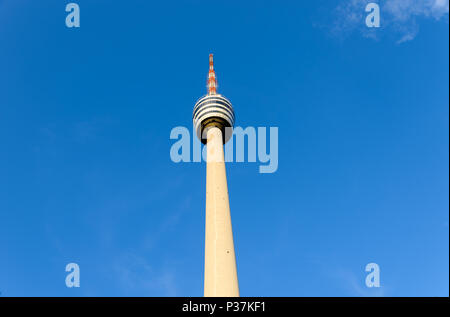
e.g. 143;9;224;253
204;126;239;297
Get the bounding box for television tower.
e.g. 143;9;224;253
193;54;239;297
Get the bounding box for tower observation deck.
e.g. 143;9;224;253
193;54;235;144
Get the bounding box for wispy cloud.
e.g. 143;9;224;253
334;267;387;297
384;0;449;21
113;252;178;296
89;187;191;296
330;0;449;43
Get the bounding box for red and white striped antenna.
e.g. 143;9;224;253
207;53;217;95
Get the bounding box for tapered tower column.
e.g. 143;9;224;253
204;125;239;297
193;54;239;297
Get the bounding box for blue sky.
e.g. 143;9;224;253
0;0;448;296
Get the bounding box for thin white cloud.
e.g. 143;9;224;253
397;33;416;43
331;0;449;43
335;267;387;297
385;0;449;21
113;252;178;296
